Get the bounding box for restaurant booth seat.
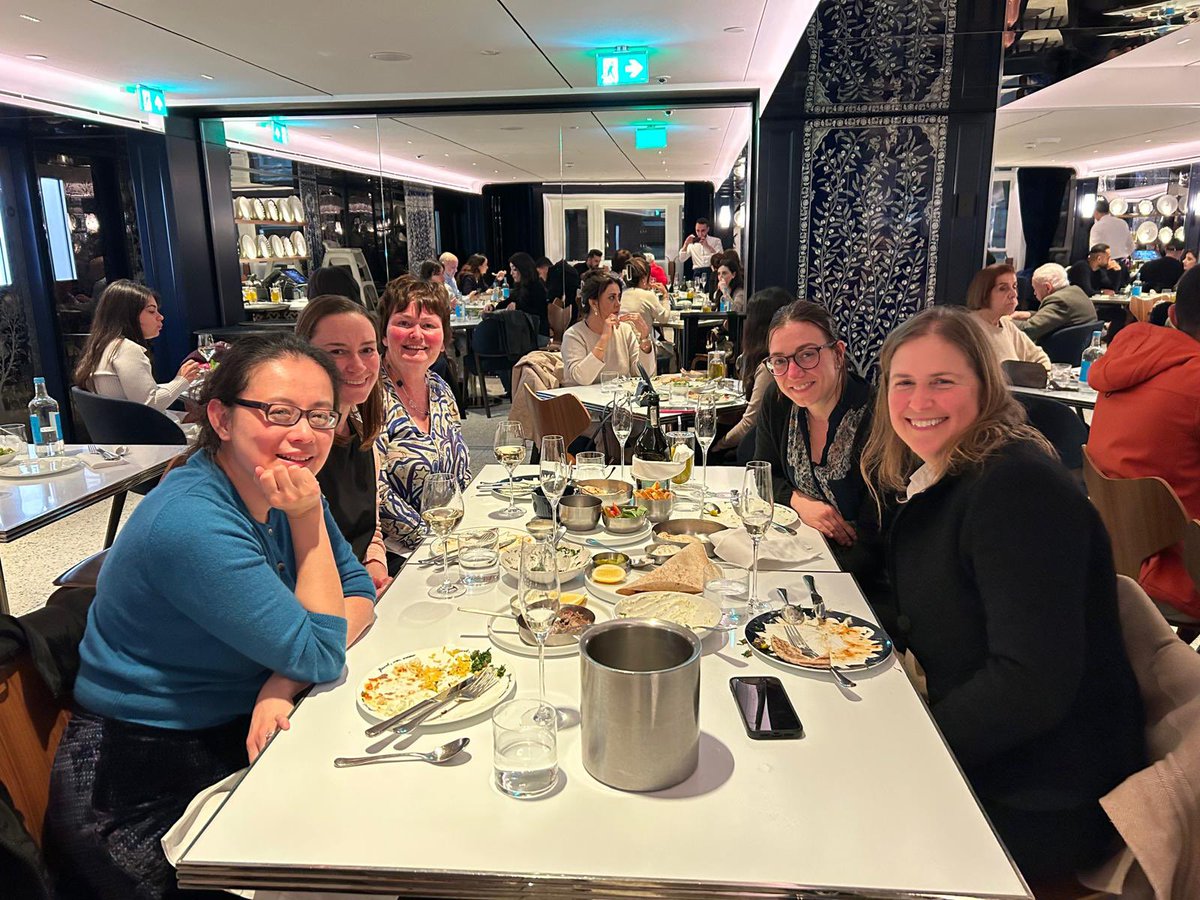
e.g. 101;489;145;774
69;388;188;547
1039;320;1104;364
1082;447;1200;642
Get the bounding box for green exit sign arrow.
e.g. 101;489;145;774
136;84;167;115
596;49;650;87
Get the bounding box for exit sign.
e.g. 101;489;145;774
596;49;649;87
272;122;289;145
136;85;167;115
635;126;667;150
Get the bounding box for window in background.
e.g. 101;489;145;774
565;208;589;261
39;176;77;282
0;199;11;287
603;208;665;259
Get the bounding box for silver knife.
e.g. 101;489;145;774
803;574;826;622
363;672;478;738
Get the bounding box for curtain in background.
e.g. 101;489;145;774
1017;167;1071;271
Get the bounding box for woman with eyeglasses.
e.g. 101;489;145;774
46;335;376;899
754;300;877;570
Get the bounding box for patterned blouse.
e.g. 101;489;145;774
376;368;471;554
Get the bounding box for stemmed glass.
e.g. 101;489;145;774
539;435;568;543
197;333;216;363
610;395;634;482
422;473;465;599
737;461;774;614
694;398;718;508
493;420;526;520
517;539;560;714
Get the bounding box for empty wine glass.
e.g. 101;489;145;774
610;395;634;482
738;461;774;614
517;539;560;713
493;420;526;520
539;435;568;543
197;333;216;364
422;473;465;599
694;398;718;508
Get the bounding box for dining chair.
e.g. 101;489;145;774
70;388;188;547
1039;320;1103;364
464;316;510;418
1015;395;1087;484
522;385;591;462
1081;447;1200;639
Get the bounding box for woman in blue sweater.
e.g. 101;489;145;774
46;335;376;900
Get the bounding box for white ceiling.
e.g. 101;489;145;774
996;19;1200;174
0;0;813;189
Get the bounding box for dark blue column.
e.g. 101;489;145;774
751;0;1004;376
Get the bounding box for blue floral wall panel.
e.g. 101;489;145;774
403;183;436;272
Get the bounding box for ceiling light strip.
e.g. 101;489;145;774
0;89;163;132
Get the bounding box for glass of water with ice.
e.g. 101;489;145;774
493;697;558;798
457;527;500;588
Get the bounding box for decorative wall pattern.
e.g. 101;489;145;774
403;182;436;272
806;0;955;114
297;165;323;267
796;116;946;377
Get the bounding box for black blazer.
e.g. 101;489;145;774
888;440;1144;812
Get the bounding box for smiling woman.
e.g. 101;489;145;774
375;278;471;564
44;334;378;899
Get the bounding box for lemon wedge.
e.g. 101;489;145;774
591;564;627;585
560;592;587;607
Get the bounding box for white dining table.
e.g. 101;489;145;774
539;381;747;421
1010;367;1098;413
174;465;1030;899
0;443;185;613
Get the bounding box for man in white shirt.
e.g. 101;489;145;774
674;217;723;285
1089;199;1134;261
439;252;463;299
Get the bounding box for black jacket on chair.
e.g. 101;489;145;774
887;440;1144;814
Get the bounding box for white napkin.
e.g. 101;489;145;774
630;455;686;482
78;451;127;470
709;527;821;570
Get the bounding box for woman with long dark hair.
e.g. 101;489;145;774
457;254;489;295
712;287;793;454
74;279;199;410
716;252;746;313
295;295;390;595
505;251;550;337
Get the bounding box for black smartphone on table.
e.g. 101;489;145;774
729;676;804;740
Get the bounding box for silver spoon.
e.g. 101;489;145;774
773;587;803;624
334;737;469;768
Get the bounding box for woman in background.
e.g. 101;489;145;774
561;270;655;386
457;254;490;295
505;251;550;338
74;279;199;410
965;263;1051;373
716;252;747;313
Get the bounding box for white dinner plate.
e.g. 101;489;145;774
256;234;271;258
281;237;296;257
291;231;307;257
269;234;287;258
0;449;20;467
1137;198;1155;217
486;599;609;658
356;646;514;725
265;199;280;221
1157;195;1179;216
1108;197;1128;216
289;196;304;222
1176;226;1186;242
252;198;266;220
235;197;252;220
279;200;293;223
238;234;256;260
1135;221;1159;246
0;457;81;479
613;590;722;632
706;502;800;531
1159;226;1175;246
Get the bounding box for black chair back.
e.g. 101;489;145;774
1015;394;1088;478
1038;320;1102;364
469;316;507;360
70;387;187;446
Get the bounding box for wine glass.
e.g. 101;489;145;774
737;461;774;614
197;333;216;364
422;473;465;599
539;435;568;544
517;539;560;714
493;420;526;520
694;398;718;508
610;395;634;482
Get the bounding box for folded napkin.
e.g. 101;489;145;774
630;455;686;482
709;528;821;570
78;451;128;470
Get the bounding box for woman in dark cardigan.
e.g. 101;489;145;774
860;305;1144;881
754;301;880;581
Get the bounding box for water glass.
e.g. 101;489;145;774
0;423;29;455
574;451;605;482
458;528;500;587
666;431;694;486
600;370;620;395
493;697;558;799
705;574;749;624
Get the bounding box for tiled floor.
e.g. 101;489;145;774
3;382;514;617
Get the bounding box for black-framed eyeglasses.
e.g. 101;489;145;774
231;399;340;430
763;342;838;376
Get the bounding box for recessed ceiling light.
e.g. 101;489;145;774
369;51;412;62
493;170;499;174
19;13;39;22
569;125;580;130
444;153;450;157
480;49;501;56
472;162;477;166
352;124;361;129
1180;37;1192;44
321;134;333;140
1146;139;1153;143
25;54;46;60
406;140;413;144
723;26;745;33
201;73;214;80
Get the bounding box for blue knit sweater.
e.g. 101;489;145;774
75;452;375;729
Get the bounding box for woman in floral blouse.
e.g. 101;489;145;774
375;278;470;566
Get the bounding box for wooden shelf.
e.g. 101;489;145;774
235;219;307;226
239;256;308;264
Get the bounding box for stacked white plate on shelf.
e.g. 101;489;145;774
1157;195;1180;216
288;196;304;221
1137;198;1155;217
291;231;307;257
1159;226;1175;246
1108;197;1128;216
238;234;256;259
269;234;287;257
256;234;271;258
1135;221;1159;246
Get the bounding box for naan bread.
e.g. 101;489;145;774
616;542;720;595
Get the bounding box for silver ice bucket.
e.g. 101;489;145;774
579;618;702;792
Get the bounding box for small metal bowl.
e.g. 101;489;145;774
533;483;576;519
644;541;687;563
602;505;649;535
558;493;602;532
652;518;729;558
525;518;555;541
575;478;634;506
590;551;631;572
511;604;597;647
634;492;675;523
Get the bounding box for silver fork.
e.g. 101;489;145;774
781;618;856;689
392;670;500;735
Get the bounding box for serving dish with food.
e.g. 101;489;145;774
357;646;512;724
744;610;893;674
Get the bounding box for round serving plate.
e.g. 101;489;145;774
1108;197;1128;216
1157;194;1180;216
356;646;514;725
0;457;82;479
1135;221;1159;246
743;609;893;676
487;600;609;658
1137;198;1155;217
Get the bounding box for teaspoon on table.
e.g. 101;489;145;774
334;737;469;768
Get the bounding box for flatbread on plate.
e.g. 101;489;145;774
616;542;720;595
